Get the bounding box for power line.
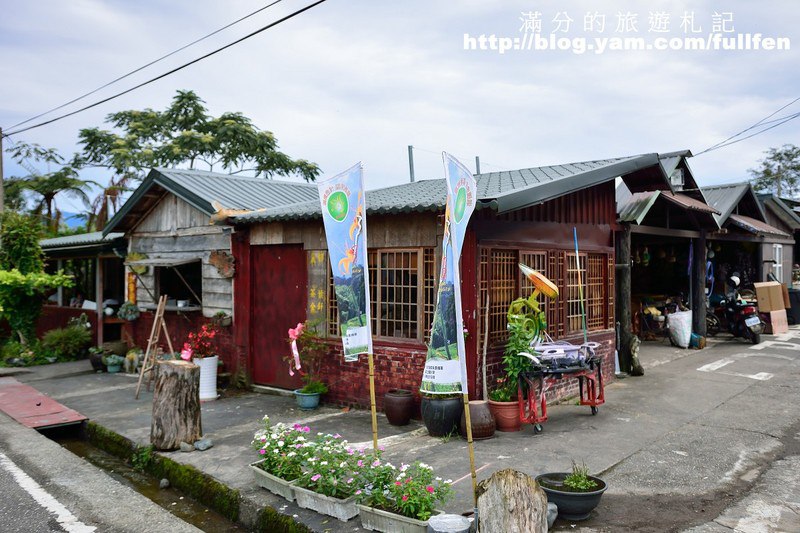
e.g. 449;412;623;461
696;111;800;155
696;95;800;155
6;0;286;131
2;0;328;138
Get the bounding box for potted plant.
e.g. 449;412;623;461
212;310;232;328
181;323;219;401
420;393;462;437
88;346;106;372
536;460;607;521
250;415;312;502
102;354;125;373
117;301;140;321
285;321;329;410
292;432;360;521
356;460;452;533
489;266;558;431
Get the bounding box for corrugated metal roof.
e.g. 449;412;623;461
758;194;800;230
618;191;660;224
233;154;660;224
701;182;754;226
40;231;124;249
103;168;318;235
728;214;790;237
660;191;719;214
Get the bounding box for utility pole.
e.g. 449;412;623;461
407;145;415;183
0;127;4;214
475;156;481;175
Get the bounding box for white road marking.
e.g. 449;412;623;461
55;383;135;400
349;427;429;450
749;340;800;351
697;359;735;372
717;371;774;381
452;463;492;485
0;452;96;532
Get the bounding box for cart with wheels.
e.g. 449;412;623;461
516;340;605;433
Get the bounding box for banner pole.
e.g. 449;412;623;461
368;352;379;452
574;227;588;344
462;393;478;508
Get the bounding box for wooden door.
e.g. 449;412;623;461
250;244;307;388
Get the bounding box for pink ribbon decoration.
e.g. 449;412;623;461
287;322;304;376
180;342;193;361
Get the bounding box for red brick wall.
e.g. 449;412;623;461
319;329;615;413
37;306;98;344
123;311;238;371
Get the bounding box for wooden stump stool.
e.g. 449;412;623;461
150;360;202;450
476;469;548;533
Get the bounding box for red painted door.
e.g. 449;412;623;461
250;244;307;389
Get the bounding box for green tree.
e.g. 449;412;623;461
0;212;72;344
75;89;320;198
749;144;800;198
5;142;94;234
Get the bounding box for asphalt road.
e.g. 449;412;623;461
0;455;69;533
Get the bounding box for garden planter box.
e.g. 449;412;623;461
357;504;441;533
249;461;296;502
293;485;358;521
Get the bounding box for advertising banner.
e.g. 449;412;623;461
317;163;372;361
420;154;477;393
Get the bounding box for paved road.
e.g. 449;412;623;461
0;454;71;533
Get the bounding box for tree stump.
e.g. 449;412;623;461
476;469;548;533
150;360;202;450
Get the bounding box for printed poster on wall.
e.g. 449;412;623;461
420;153;477;393
317;163;372;361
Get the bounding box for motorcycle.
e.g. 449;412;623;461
707;274;764;344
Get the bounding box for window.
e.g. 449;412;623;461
773;244;783;283
478;247;612;345
156;261;202;305
328;248;435;342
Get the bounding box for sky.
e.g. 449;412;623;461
1;0;799;214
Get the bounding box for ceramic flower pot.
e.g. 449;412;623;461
384;389;415;426
488;400;521;432
193;355;218;401
294;390;321;410
459;400;496;440
420;395;462;437
106;364;122;374
536;473;607;521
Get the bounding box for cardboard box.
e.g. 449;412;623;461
767;309;789;334
754;282;785;311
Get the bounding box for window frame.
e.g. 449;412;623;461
773;243;783;283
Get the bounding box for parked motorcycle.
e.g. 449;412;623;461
707;274;764;344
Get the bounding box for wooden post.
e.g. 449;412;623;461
462;393;478;508
367;352;379;452
615;225;632;372
150;360;202;450
56;259;63;306
96;257;104;347
691;231;707;337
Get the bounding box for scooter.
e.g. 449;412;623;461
712;274;764;344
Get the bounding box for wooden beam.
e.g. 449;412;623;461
630;225;701;239
96;258;104;347
691;231;707;336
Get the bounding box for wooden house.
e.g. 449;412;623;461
226;154;672;408
100;168;318;369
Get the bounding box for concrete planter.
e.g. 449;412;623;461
357;504;441;533
249;461;295;502
293;485;358;521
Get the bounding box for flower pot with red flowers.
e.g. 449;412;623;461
181;323;219;401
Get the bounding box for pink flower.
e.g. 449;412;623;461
426;486;434;493
259;449;266;455
402;495;408;502
372;460;381;467
357;460;364;467
311;474;321;482
180;343;193;361
288;322;304;340
395;481;402;486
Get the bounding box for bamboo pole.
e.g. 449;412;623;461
481;294;490;400
574;227;588;344
462;393;478;507
367;352;379;452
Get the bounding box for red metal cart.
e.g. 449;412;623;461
516;342;605;433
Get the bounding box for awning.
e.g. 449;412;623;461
660;192;719;214
124;257;200;267
727;214;790;237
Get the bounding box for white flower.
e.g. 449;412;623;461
320;461;328;466
287;452;296;457
277;441;284;447
273;449;279;454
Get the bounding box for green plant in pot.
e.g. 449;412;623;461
285;321;329;410
536;460;608;521
102;354;125;373
488;263;559;432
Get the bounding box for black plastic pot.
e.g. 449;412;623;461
420;395;462;437
536;473;607;521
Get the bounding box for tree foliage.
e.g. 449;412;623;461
749;144;800;198
0;212;73;344
5;142;95;234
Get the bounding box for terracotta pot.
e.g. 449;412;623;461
384;389;415;426
421;396;463;437
488;400;521;432
459;400;495;440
